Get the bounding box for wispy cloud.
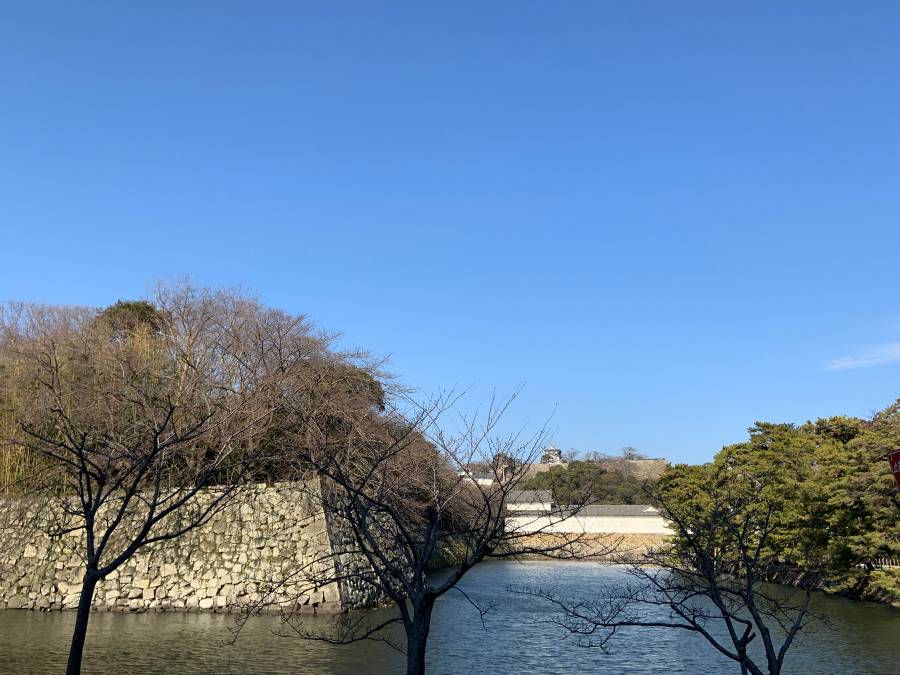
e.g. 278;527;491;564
827;341;900;371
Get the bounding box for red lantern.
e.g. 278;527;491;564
889;450;900;492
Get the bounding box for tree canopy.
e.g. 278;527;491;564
520;460;656;505
0;284;388;674
658;401;900;604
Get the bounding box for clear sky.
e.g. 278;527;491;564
2;2;898;464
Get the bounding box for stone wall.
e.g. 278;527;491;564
522;457;670;482
0;481;383;613
611;458;670;481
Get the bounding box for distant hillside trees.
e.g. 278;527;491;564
520;460;657;505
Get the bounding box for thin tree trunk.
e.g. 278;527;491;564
66;572;99;675
405;599;435;675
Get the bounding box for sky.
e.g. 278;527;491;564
1;2;899;464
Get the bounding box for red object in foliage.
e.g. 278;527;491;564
889;450;900;492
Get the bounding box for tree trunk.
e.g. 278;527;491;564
405;599;435;675
66;572;99;675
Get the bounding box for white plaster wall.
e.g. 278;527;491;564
507;514;673;535
507;503;551;512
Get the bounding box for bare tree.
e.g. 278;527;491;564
256;390;616;675
0;284;334;675
619;446;647;460
516;471;821;675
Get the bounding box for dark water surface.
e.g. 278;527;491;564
0;561;897;674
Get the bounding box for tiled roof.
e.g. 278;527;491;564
506;490;554;504
568;505;660;517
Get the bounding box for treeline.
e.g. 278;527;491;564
658;405;900;604
519;460;658;505
0;296;388;495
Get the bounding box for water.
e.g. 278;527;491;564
0;561;897;674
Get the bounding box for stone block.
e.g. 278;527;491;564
0;480;387;616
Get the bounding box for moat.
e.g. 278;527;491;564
1;561;897;674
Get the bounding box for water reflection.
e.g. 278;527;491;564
0;561;897;674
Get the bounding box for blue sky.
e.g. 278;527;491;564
1;2;898;463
